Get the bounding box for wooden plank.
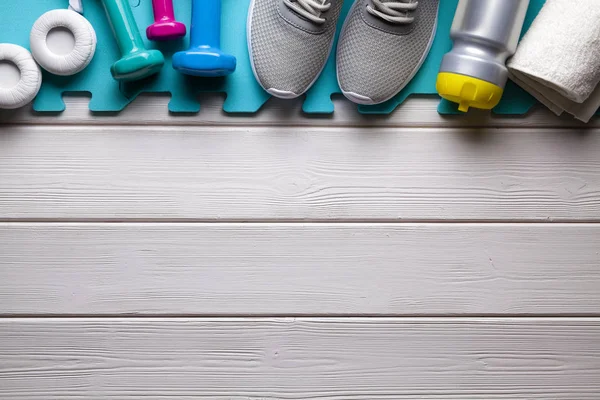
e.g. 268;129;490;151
0;95;597;128
1;223;599;315
1;317;599;399
1;126;600;221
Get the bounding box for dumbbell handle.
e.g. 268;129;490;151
102;0;146;55
152;0;177;23
190;0;221;49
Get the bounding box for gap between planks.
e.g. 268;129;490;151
2;317;600;322
2;219;600;223
0;218;600;223
3;314;600;319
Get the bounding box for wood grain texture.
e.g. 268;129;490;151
1;76;599;400
1;126;600;221
1;317;600;399
1;223;599;315
0;95;597;128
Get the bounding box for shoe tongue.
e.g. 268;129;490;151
379;0;417;14
288;0;329;22
381;0;413;3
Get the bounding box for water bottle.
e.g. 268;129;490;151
436;0;530;112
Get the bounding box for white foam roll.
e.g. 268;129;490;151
0;44;42;110
30;9;97;76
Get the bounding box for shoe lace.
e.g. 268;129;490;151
367;0;418;24
283;0;332;24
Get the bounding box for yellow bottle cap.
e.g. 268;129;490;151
436;72;504;112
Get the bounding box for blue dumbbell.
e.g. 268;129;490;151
172;0;236;77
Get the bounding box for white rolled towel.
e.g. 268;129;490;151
507;0;600;122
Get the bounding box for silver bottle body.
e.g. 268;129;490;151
439;0;530;87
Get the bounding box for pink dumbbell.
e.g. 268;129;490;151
147;0;187;41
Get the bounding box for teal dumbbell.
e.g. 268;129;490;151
101;0;165;81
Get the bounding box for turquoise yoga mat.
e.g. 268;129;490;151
1;0;595;116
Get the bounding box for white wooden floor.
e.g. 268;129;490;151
1;95;599;399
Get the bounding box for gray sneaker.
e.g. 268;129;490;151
336;0;439;105
247;0;344;99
